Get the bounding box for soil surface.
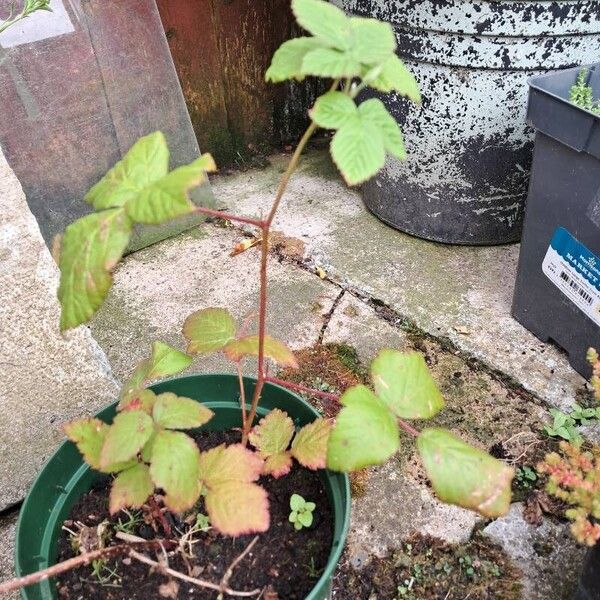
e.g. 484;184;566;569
55;430;333;599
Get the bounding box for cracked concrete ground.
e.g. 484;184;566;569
1;148;594;597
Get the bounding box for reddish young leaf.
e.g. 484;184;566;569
119;389;157;414
205;481;269;536
152;392;214;429
291;418;331;470
109;463;153;514
223;335;298;368
263;452;293;478
100;410;154;470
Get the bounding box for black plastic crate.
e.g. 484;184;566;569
512;64;600;378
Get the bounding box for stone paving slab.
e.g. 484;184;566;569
211;150;586;411
0;510;19;600
90;226;339;382
0;150;119;510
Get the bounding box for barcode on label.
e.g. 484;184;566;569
559;271;593;305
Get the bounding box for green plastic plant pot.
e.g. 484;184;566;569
15;374;351;600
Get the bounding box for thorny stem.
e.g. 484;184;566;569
237;362;247;428
264;376;340;403
398;419;420;438
0;539;175;595
241;78;341;444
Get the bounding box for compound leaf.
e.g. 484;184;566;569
417;428;514;518
85;131;169;211
311;91;357;130
330;114;385;186
183;308;237;355
126;154;216;224
359;98;406;159
223;335;298;368
150;430;201;513
327;385;399;471
152;392;214;429
371;350;444;419
291;418;331;470
100;410;154;469
109;463;153;514
58;208;132;330
206;481;269;536
266;37;323;82
64;418;109;471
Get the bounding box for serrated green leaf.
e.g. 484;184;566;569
119;389;157;414
265;37;324;82
349;17;396;65
58;208;132;330
311;91;357;130
263;453;293;478
292;0;351;50
152;392;214;429
302;47;361;78
417;428;513;518
85;131;169;211
100;410;154;469
205;481;269;536
147;341;193;379
358;99;406;160
327;385;399;471
182;308;237;355
367;54;421;103
109;463;153;514
291;418;331;470
249;409;294;456
371;350;444;419
150;430;201;512
64;418;138;473
125;154;215;224
223;335;298;368
330;114;385;186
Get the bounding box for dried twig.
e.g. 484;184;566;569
217;536;259;599
128;548;260;598
0;539;172;595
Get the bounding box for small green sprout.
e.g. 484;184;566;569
194;513;210;532
289;494;316;531
514;465;538;491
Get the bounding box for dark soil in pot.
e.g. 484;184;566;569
54;430;333;599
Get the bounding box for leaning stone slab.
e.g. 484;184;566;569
483;503;586;599
0;148;119;510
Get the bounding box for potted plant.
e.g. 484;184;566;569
512;63;600;379
537;349;600;600
1;1;514;598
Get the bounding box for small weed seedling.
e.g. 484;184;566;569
289;494;316;531
570;68;600;115
514;465;538;491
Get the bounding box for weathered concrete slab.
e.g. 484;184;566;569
0;510;18;600
0;149;119;510
483;503;585;600
211;150;586;411
90;226;339;382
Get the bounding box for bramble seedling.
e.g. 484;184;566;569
289;494;316;531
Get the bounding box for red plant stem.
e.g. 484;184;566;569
0;540;173;595
398;419;420;438
264;376;341;403
237;362;247;427
194;205;264;228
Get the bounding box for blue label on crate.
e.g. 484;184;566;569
542;227;600;326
